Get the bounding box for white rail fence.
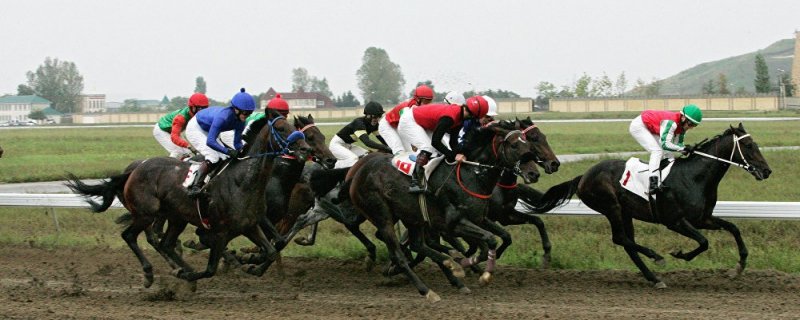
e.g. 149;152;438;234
1;193;798;219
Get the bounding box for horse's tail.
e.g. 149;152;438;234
115;212;134;226
309;167;350;198
65;172;130;213
520;175;582;214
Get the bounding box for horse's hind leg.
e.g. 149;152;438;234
697;217;747;276
120;221;155;288
376;219;438;302
515;211;553;268
157;219;196;275
175;232;227;282
451;218;498;286
606;213;665;288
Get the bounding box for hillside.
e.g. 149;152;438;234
659;39;794;94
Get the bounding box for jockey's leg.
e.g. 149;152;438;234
408;150;431;194
188;160;214;197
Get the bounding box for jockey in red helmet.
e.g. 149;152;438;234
378;84;435;155
153;93;209;159
397;95;489;193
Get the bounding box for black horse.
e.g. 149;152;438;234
338;121;535;301
280;118;556;269
527;124;772;288
67;116;313;287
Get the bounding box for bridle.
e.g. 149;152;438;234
692;132;754;172
239;116;306;160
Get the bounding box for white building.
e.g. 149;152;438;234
80;94;106;113
0;95;52;122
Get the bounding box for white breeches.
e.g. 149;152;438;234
378;116;410;155
185;117;229;163
629;115;673;176
397;109;436;155
153;124;191;158
329;135;368;168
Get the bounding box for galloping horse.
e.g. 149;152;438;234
527;124;772;288
67;116;313;287
340;121;535;301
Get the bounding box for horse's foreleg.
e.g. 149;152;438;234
157;219;196;274
480;219;512;260
666;218;710;262
343;216;377;269
175;233;227;282
507;208;553;268
240;226;279;276
703;217;747;275
407;228;468;293
375;220;437;302
451;218;498;286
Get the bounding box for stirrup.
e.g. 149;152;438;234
187;185;204;198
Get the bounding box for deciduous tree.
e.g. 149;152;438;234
357;47;405;106
24;57;84;113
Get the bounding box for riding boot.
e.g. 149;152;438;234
408;150;432;194
187;160;212;198
648;175;659;195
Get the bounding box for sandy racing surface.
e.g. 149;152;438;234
1;245;798;319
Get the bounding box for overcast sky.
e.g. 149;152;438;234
1;0;798;103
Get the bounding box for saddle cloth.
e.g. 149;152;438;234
619;157;674;200
391;151;444;181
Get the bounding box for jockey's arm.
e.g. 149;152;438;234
358;133;392;153
169;114;191;148
431;117;458;162
233;124;244;151
205;118;230;154
658;120;684;152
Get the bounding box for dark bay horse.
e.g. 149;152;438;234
340;121;535;301
279;118;554;268
67;116;313;287
527;124;772;288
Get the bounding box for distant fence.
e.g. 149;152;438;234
1;193;797;219
550;94;780;113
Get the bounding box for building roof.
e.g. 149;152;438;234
0;95;52;104
41;107;64;116
263;88;335;108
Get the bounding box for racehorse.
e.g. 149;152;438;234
67;115;313;287
525;124;772;288
280;118;555;269
339;120;536;301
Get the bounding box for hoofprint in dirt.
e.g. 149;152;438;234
0;245;797;320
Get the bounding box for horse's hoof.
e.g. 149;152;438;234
444;259;465;279
294;237;312;246
654;281;667;289
241;264;258;275
669;250;685;260
458;286;472;295
541;254;551;269
727;263;744;278
479;272;493;286
364;257;375;272
654;258;667;267
143;274;154;288
448;249;465;260
424;290;441;303
170;268;184;278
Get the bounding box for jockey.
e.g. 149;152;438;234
444;91;465;106
330;101;392;168
458;95;498;148
153;93;209;159
185;88;256;196
398;96;489;193
629;104;702;193
221;93;290;146
377;84;435;155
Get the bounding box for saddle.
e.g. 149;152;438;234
619;157;675;200
391;151;444;181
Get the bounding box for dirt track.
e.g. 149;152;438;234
1;245;798;319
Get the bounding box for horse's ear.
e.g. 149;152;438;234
738;122;745;132
526;116;531;122
307;114;314;121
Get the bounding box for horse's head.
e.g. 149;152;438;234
517;117;559;174
294;114;337;169
247;116;313;163
515;157;541;184
696;123;771;180
472;120;535;171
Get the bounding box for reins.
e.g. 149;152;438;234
692;133;753;171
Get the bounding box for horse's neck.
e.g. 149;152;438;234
498;170;517;186
681;138;734;190
271;159;306;191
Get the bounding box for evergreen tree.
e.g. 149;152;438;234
195;76;207;94
754;53;771;93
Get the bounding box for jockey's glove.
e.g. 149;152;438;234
226;148;239;158
680;144;695;156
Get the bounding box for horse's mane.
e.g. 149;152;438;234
242;116;269;146
694;126;743;152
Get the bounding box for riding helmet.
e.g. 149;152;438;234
681;104;703;125
231;88;256;111
363;101;384;116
